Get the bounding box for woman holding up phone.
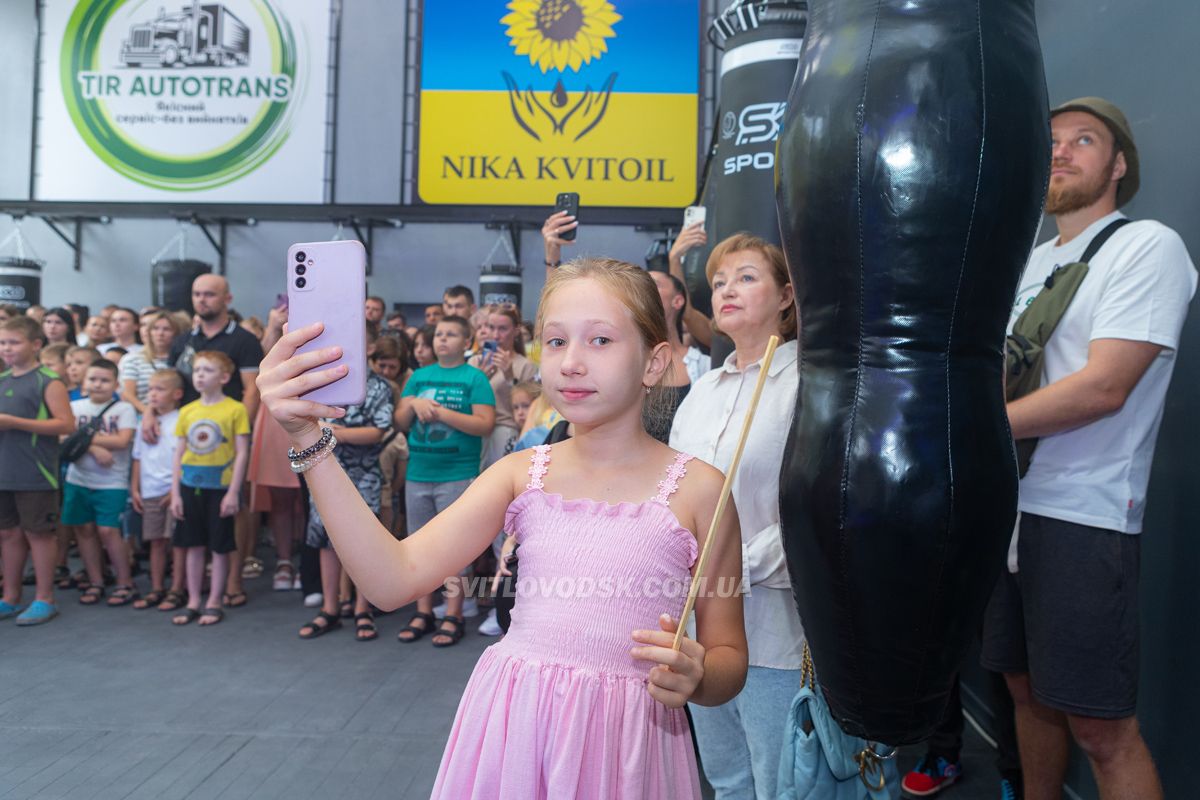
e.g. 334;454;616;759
468;305;537;465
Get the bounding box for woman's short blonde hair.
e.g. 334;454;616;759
704;232;798;341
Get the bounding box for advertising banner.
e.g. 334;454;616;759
417;0;700;208
35;0;331;203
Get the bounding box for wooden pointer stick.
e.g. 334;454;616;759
672;334;781;652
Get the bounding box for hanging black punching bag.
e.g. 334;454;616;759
776;0;1050;745
682;1;807;364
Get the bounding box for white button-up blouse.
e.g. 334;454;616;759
669;339;806;670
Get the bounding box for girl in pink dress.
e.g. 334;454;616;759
258;259;749;799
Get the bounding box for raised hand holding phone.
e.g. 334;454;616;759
553;192;580;241
285;240;367;407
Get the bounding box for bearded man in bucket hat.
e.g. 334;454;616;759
979;98;1196;799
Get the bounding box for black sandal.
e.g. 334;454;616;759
223;591;248;608
397;611;436;643
172;607;201;625
354;612;378;642
339;598;355;619
157;590;187;612
79;586;105;605
431;615;465;648
134;590;165;610
298;611;342;639
199;607;224;626
54;566;73;589
107;584;141;607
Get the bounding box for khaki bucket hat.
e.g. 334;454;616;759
1051;97;1140;207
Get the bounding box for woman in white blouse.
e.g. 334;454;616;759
669;232;805;800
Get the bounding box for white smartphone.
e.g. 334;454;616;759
683;205;707;229
286;240;367;407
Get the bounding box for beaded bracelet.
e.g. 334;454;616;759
289;433;338;474
287;427;333;462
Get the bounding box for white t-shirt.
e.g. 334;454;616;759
132;409;179;498
682;346;712;384
65;397;138;490
99;342;144;357
1009;212;1197;533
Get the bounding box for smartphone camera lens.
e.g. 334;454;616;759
295;264;306;276
295;251;306;263
295;277;307;289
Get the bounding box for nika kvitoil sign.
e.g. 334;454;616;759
35;1;331;203
417;0;701;207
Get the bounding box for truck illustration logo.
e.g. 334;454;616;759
120;4;250;68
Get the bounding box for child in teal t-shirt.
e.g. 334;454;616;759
396;315;495;647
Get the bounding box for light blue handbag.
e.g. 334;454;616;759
776;644;899;800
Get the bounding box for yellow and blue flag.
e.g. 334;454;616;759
417;0;700;207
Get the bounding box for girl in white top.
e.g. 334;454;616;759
669;232;806;800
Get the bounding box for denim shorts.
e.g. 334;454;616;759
405;479;473;576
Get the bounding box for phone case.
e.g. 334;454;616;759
555;192;580;241
286;240;367;407
683;205;706;228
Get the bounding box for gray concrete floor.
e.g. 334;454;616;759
0;572;1005;800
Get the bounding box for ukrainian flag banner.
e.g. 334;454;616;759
417;0;700;207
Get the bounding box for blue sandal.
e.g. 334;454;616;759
15;600;58;626
0;600;24;620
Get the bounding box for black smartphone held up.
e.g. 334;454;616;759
554;192;580;241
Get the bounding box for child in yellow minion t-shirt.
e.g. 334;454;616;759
169;351;250;626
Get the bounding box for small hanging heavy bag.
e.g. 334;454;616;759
777;643;898;799
1005;218;1131;475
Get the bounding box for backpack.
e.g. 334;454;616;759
59;398;120;464
1005;218;1131;476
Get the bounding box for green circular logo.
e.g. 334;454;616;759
61;0;301;191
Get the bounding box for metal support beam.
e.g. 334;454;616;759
193;219;228;275
41;217;83;271
484;221;522;265
350;219;373;274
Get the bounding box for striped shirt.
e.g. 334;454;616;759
118;352;169;405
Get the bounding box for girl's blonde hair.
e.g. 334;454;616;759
704;232;798;341
535;258;675;430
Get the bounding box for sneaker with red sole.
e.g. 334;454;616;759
902;755;963;797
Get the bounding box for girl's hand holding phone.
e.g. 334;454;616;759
630;613;707;709
257;321;348;442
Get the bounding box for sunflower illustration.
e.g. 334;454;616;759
501;0;621;73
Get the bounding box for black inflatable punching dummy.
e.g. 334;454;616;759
776;0;1050;745
682;0;808;365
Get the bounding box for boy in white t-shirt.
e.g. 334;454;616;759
61;359;138;607
130;369;184;611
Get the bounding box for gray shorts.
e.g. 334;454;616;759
140;494;174;541
405;479;472;576
981;512;1140;719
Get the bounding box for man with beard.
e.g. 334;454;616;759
166;275;263;413
982;98;1195;800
